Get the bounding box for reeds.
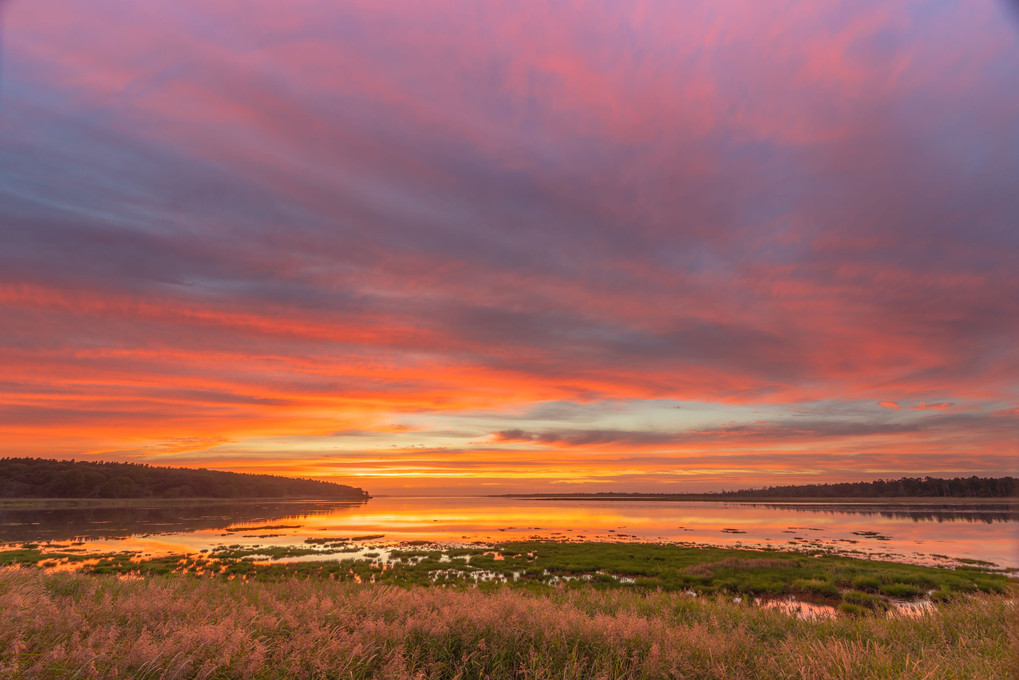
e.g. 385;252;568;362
0;567;1014;679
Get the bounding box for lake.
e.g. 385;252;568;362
2;496;1016;570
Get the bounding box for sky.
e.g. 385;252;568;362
0;0;1017;494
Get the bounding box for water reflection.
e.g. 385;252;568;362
0;500;366;543
2;496;1016;569
740;502;1019;523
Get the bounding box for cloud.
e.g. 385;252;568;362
0;0;1016;488
912;402;954;410
491;417;930;450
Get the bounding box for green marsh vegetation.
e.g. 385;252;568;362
2;540;1010;602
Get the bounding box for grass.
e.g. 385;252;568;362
0;567;1015;679
0;548;98;567
2;540;1009;608
380;541;1010;603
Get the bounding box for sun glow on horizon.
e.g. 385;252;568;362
0;0;1016;493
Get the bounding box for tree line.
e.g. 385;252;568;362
0;458;369;500
714;476;1016;499
498;476;1018;499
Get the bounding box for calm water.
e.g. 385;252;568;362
2;496;1016;569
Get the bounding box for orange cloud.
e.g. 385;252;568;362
1;0;1016;491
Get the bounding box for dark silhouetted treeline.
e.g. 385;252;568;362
714;476;1016;499
498;476;1018;500
0;458;369;500
0;500;366;543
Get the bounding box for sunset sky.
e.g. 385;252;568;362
1;0;1017;494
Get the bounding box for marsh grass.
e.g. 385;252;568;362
0;548;96;567
2;540;1009;608
0;567;1015;679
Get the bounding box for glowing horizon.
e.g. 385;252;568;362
1;0;1017;494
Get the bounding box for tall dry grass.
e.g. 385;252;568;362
0;567;1014;679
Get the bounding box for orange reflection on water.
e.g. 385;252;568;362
20;497;1013;570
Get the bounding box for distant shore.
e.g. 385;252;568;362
491;477;1017;502
0;497;368;510
491;494;1019;504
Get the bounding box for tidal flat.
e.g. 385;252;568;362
3;540;1010;602
3;496;1016;568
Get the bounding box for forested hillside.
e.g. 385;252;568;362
0;458;369;500
715;476;1016;499
501;476;1018;500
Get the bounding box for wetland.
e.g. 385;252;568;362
2;495;1015;569
2;495;1016;679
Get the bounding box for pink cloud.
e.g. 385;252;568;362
0;0;1016;489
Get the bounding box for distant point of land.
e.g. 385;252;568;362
0;457;370;500
494;476;1017;501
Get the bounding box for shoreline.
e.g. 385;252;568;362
0;497;368;510
490;495;1019;504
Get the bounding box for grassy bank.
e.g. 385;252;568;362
1;567;1015;679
